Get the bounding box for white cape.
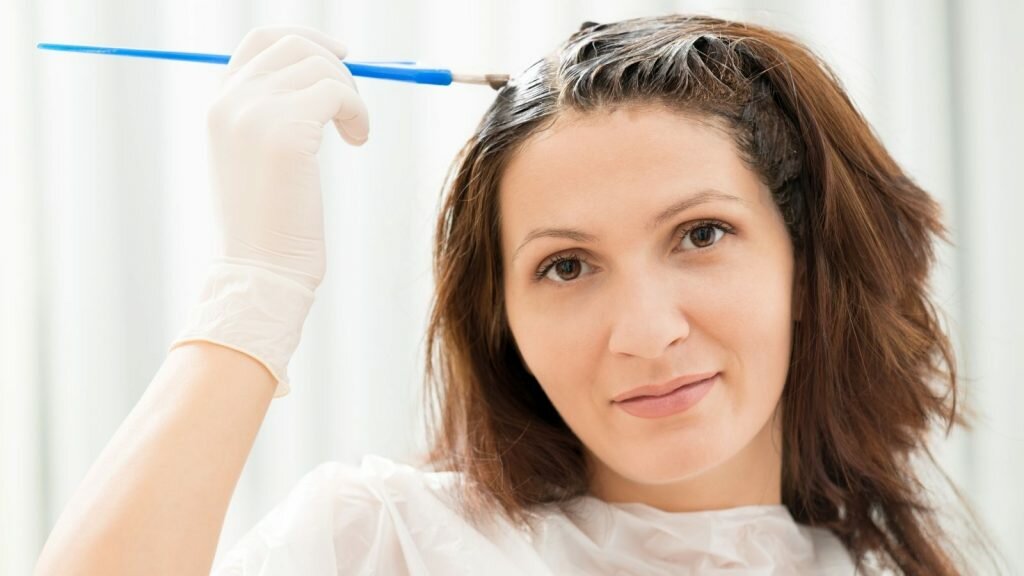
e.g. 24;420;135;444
213;454;860;575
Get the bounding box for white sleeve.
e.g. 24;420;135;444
210;460;414;575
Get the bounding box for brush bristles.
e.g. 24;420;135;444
450;72;511;90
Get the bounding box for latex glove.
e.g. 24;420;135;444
170;26;369;397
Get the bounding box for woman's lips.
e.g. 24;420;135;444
613;373;718;419
612;371;719;402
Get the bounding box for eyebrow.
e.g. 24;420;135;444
512;189;747;262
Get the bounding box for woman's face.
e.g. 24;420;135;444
500;104;800;510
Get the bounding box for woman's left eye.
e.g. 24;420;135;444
677;220;733;251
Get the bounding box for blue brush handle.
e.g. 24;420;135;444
37;43;453;86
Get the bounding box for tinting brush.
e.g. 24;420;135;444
36;43;511;90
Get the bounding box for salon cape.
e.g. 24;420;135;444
212;454;859;575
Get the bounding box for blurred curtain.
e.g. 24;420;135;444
1;0;1020;573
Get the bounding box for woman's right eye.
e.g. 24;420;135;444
534;253;594;285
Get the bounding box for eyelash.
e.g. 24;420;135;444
532;219;735;285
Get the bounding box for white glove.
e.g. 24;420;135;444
169;26;370;398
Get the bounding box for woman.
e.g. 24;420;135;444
35;14;999;576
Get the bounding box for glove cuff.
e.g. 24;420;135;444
168;259;316;398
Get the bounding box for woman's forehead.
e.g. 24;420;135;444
499;107;765;214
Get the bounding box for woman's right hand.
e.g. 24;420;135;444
207;25;369;293
170;26;368;396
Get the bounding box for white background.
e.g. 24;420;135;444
1;0;1021;573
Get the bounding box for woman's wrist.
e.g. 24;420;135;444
169;259;316;397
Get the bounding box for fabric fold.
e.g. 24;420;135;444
212;454;859;575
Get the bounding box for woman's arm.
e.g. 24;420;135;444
34;341;275;576
35;25;367;576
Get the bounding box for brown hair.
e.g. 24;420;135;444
419;13;1000;574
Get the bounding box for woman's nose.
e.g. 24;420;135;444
606;271;691;358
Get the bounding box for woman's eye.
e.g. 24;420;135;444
536;254;592;284
679;222;729;251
